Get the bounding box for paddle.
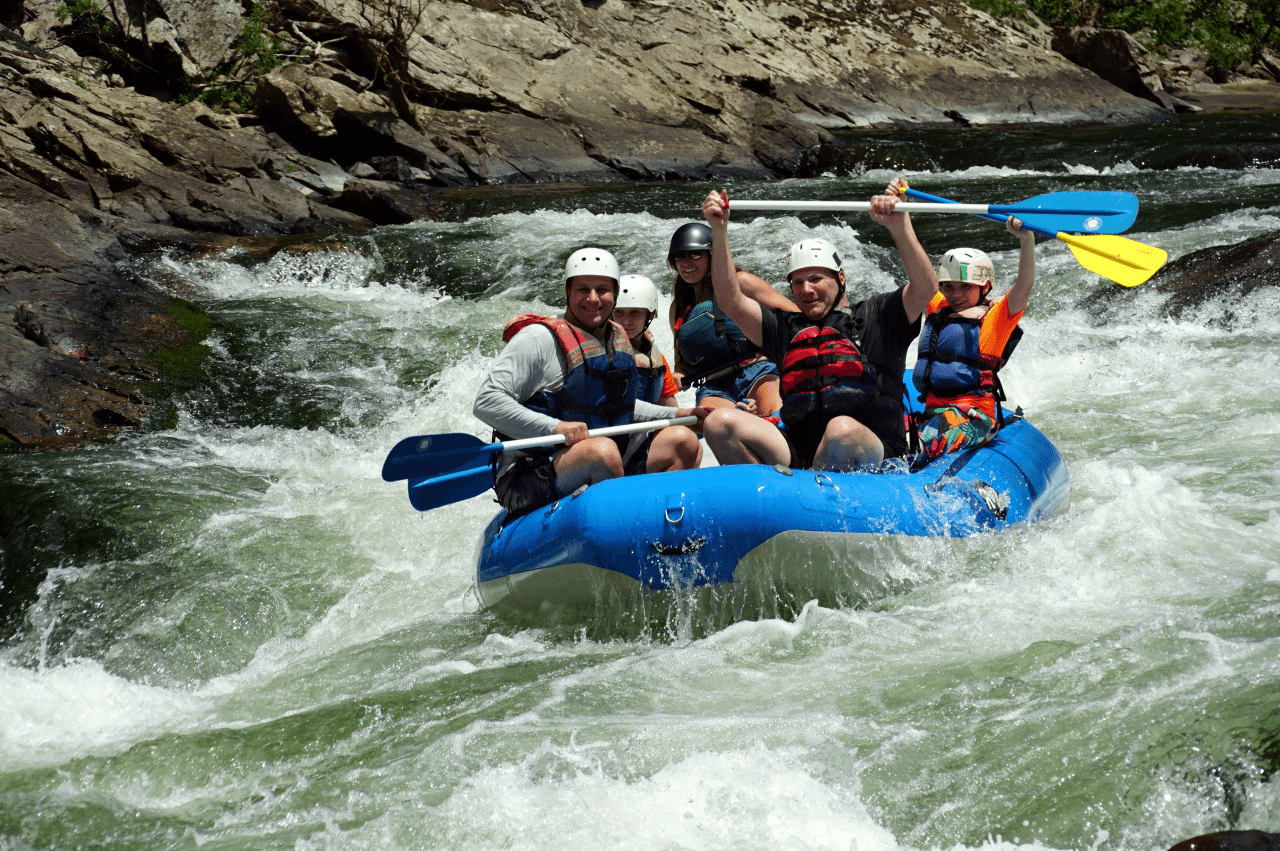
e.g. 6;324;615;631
899;187;1167;287
680;354;759;389
385;416;699;511
730;190;1139;235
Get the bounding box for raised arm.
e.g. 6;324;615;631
738;270;797;313
869;177;938;323
701;190;764;346
1004;216;1037;316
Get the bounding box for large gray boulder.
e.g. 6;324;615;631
1052;27;1183;112
156;0;244;73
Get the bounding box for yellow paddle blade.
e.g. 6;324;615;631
1056;232;1168;287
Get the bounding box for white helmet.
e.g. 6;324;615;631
785;239;843;280
616;275;659;314
936;248;994;285
564;247;619;285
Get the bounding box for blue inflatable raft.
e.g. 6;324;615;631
473;373;1070;620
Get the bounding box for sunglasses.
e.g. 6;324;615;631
671;251;708;261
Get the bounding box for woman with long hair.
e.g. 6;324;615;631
667;223;796;415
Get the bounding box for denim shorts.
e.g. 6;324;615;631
695;359;780;405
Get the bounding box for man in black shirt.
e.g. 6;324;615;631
699;180;938;470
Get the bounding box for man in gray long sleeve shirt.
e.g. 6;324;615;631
473;248;706;519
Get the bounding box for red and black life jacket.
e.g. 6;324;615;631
776;310;883;429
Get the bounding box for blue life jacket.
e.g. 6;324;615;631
912;307;1021;402
675;298;755;370
502;315;637;431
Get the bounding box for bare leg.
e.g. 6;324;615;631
702;408;790;466
812;416;884;471
646;426;703;472
553;436;625;493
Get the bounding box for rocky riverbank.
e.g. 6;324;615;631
3;0;1280;448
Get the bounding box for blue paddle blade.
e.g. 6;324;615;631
906;188;1138;234
382;432;492;481
408;464;496;511
996;190;1138;234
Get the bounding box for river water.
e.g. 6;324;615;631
3;113;1279;850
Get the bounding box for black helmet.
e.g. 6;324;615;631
667;223;713;267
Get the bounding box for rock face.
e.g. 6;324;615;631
263;0;1173;184
1167;832;1280;851
0;26;374;447
1081;232;1280;323
0;0;1227;447
1052;27;1186;112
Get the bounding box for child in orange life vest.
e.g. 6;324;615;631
613;275;680;407
912;216;1036;467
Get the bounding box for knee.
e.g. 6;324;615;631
669;425;700;453
652;426;703;471
703;408;743;441
578;437;625;476
823;416;883;467
825;416;873;445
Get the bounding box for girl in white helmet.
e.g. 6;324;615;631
613;275;680;407
911;216;1037;467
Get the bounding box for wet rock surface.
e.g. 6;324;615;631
1081;232;1280;323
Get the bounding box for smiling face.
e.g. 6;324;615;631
940;279;988;311
788;266;843;321
671;250;710;284
565;275;617;335
612;307;650;342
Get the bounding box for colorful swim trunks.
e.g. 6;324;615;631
914;405;997;469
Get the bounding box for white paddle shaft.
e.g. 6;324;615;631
731;200;996;214
500;416;698;453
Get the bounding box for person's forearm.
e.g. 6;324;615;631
1006;235;1037;315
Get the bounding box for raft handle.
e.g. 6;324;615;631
664;506;685;524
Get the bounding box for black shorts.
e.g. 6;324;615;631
493;436;650;519
780;420;819;470
493;449;561;520
780;413;908;470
